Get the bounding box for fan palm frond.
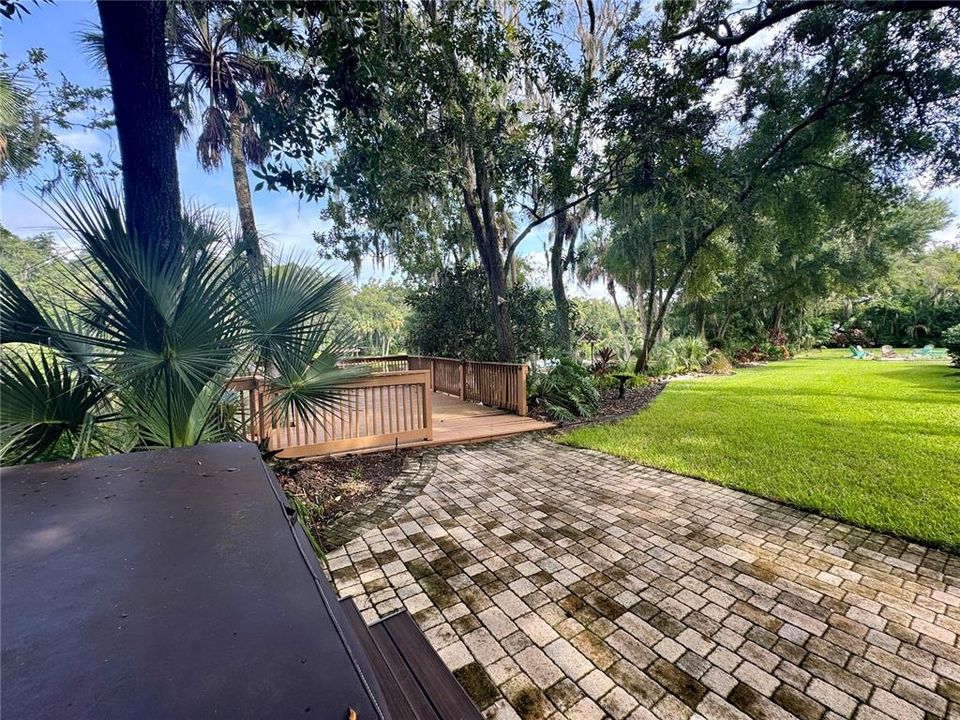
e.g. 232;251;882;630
0;267;58;346
75;24;106;70
0;348;105;463
2;183;354;462
241;261;349;367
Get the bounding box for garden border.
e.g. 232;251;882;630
320;450;439;550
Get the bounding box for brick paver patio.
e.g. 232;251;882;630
326;438;960;719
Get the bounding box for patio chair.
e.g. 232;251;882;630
850;345;872;359
881;345;898;359
910;344;947;359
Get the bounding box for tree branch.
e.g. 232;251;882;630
502;182;612;274
670;0;954;49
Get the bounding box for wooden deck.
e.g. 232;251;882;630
428;392;554;448
288;392;554;459
232;357;549;459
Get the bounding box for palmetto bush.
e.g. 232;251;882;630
669;336;710;373
528;357;601;422
649;336;710;376
0;186;357;464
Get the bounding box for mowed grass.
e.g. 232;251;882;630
560;350;960;552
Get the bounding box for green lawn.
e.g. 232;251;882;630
560;350;960;551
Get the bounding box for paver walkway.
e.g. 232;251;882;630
326;438;960;720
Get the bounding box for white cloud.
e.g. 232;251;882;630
55;129;111;155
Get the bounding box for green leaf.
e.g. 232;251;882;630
0;348;105;464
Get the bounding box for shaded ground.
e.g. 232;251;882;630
328;437;960;720
531;382;666;428
562;350;960;551
275;450;409;539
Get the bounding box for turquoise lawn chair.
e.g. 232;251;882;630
849;345;871;359
911;344;947;359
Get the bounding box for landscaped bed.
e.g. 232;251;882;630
532;381;666;427
560;349;960;551
275;450;410;542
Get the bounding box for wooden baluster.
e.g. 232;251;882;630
388;383;395;434
378;385;384;435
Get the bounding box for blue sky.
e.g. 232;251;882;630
1;1;556;289
2;1;957;290
3;2;348;262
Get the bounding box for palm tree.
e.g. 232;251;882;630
577;226;633;362
0;184;356;464
170;4;273;275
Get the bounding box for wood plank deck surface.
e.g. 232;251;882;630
429;392;553;446
292;392;554;458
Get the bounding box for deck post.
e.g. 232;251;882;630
423;377;434;441
518;363;528;416
459;359;466;401
254;379;268;443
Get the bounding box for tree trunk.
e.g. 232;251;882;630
473;151;515;362
634;261;690;373
607;277;631;361
550;210;572;354
462;184;515;362
97;1;181;261
502;216;518;287
229;109;264;275
696;301;706;338
769;301;785;336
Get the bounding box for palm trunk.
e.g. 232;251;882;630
229;109;263;275
98;0;181;262
550;210;572;354
607;277;631;361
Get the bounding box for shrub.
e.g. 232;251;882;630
669;336;710;372
528;357;601;421
731;344;767;364
830;327;870;348
591;347;616;376
646;336;710;376
647;345;674;376
767;328;788;347
761;341;792;361
943;324;960;368
702;350;734;374
593;369;650;391
405;266;563;360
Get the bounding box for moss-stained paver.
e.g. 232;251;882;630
326;437;960;719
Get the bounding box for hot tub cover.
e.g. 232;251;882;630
2;443;387;719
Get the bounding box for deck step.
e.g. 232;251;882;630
338;598;429;719
338;599;481;720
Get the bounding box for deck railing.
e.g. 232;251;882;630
226;370;433;457
227;355;528;456
407;355;528;416
337;355;409;373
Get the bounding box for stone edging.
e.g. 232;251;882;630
320;450;439;550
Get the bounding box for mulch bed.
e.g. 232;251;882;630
532;381;666;429
273;450;410;536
